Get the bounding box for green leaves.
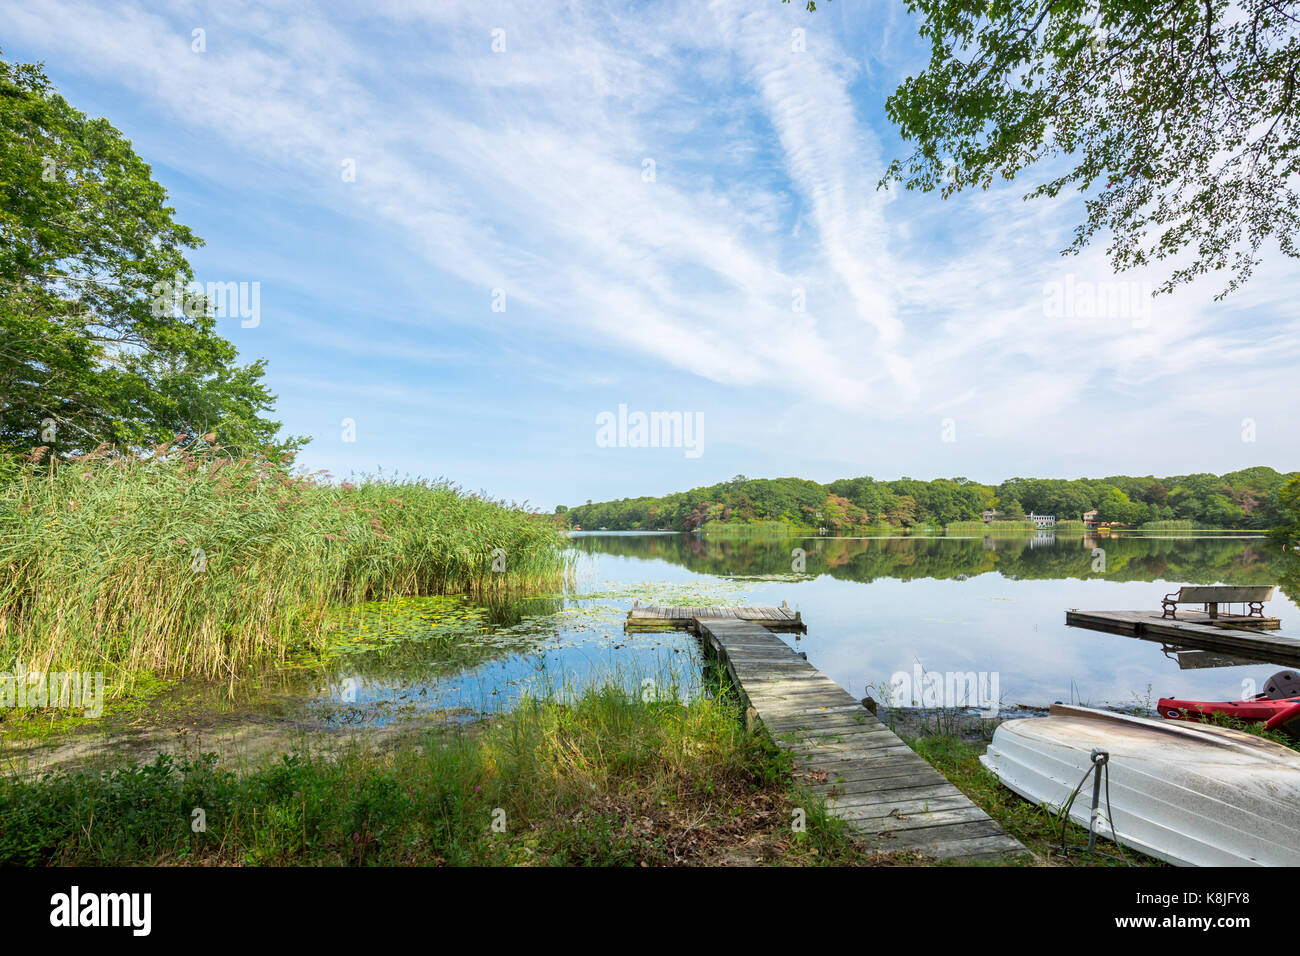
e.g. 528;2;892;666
0;54;296;456
878;0;1300;298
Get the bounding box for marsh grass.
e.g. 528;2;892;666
1181;709;1300;751
0;680;870;866
0;441;572;692
943;520;1038;535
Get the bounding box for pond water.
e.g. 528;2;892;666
9;530;1299;771
306;529;1298;721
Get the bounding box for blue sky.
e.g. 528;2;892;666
5;0;1298;510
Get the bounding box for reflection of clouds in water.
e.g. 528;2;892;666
313;534;1294;721
571;532;1294;710
310;600;705;725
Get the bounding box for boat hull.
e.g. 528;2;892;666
980;704;1300;866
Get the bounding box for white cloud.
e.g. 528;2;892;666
5;0;1297;484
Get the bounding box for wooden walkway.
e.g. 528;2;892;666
626;602;805;632
695;618;1027;863
1066;609;1300;666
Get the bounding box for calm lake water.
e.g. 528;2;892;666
305;529;1299;722
10;530;1300;772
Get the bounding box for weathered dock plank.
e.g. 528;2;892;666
696;618;1027;864
625;602;806;632
1066;609;1300;666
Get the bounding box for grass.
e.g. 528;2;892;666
698;521;817;536
0;440;572;693
885;711;1159;866
0;680;883;866
944;520;1039;534
1177;709;1300;751
892;707;1299;865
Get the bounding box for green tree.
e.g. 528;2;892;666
1202;493;1246;526
1275;476;1300;541
887;494;918;527
1095;486;1146;524
0;55;297;456
876;0;1300;298
998;498;1026;520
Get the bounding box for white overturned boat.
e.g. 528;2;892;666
980;704;1300;866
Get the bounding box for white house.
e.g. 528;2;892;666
1027;512;1056;529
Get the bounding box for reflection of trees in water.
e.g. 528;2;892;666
569;532;1288;587
1279;552;1300;606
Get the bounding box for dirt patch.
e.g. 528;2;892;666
0;700;473;777
538;777;935;867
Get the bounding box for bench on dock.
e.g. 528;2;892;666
1161;585;1275;621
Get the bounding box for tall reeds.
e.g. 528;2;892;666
0;440;571;686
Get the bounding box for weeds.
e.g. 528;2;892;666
0;682;868;866
0;440;572;692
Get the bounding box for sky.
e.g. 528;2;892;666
4;0;1298;510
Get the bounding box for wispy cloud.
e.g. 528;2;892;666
4;0;1297;502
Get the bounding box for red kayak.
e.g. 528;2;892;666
1160;670;1300;737
1159;696;1300;735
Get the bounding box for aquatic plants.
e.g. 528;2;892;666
0;440;572;689
0;681;870;866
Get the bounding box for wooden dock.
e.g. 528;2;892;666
625;602;805;632
1066;609;1300;666
654;610;1027;863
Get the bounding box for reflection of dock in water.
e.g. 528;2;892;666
1159;643;1272;670
1067;609;1300;667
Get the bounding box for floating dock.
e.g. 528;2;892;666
629;606;1026;862
1066;609;1300;666
625;602;805;632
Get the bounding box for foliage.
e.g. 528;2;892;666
878;0;1300;298
0;55;296;456
0;683;866;866
0;440;570;687
1274;475;1300;543
569;530;1291;599
567;467;1299;532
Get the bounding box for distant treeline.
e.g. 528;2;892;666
562;468;1300;533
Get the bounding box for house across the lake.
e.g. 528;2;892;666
1082;509;1099;527
981;509;998;523
1027;512;1056;529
